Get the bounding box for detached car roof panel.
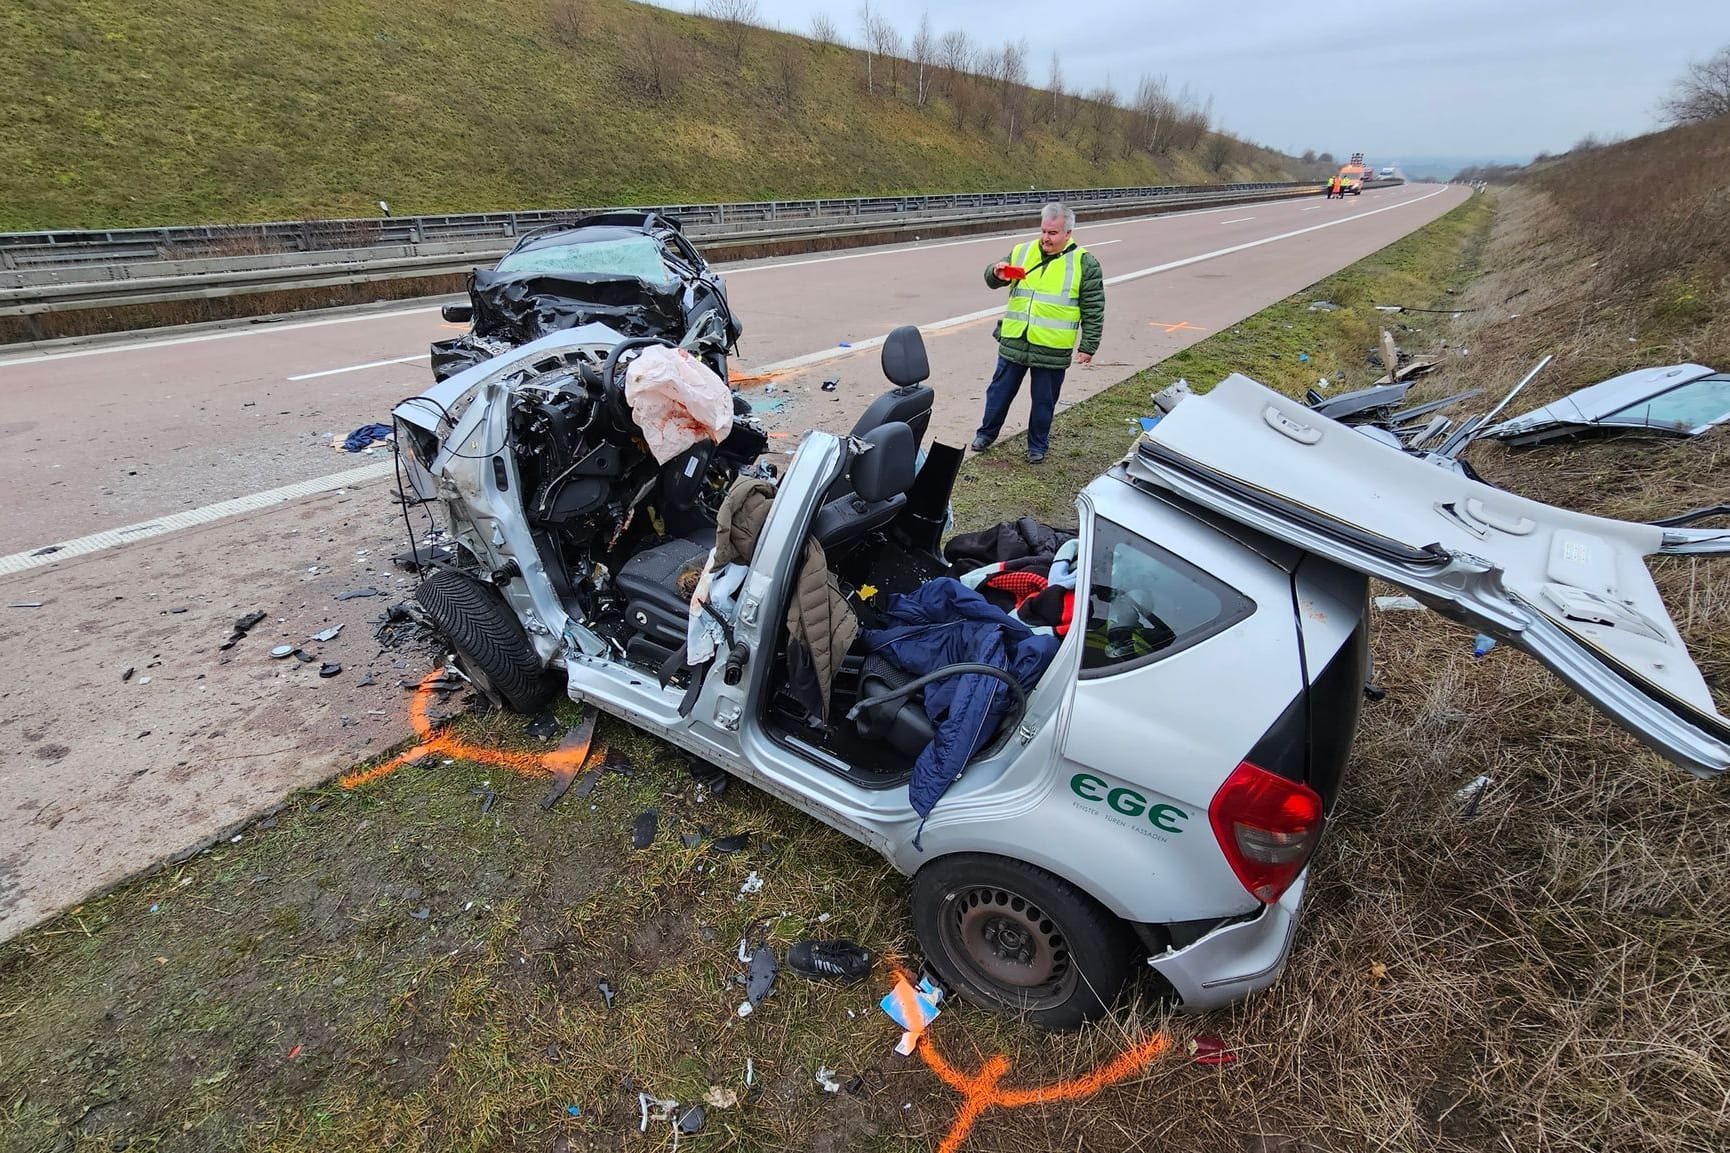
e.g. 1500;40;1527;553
1484;363;1729;444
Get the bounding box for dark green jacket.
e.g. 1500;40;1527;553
984;241;1105;369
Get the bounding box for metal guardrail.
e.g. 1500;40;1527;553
0;180;1380;318
0;182;1307;272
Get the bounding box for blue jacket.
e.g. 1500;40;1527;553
861;579;1061;821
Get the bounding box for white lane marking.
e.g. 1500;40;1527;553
0;461;395;577
287;353;427;381
0;306;444;369
1220;216;1255;224
749;187;1450;374
1302;205;1327;211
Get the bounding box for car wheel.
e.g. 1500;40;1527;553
414;569;555;714
912;854;1133;1030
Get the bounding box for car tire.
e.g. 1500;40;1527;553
414;569;555;714
911;854;1134;1030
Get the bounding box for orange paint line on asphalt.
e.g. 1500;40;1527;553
1146;320;1207;334
339;669;601;789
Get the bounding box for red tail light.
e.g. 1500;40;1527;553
1208;760;1323;903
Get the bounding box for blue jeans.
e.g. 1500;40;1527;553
976;357;1066;456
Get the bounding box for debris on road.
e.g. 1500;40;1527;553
342;423;394;452
121;666;135;681
675;1104;706;1135
737;870;764;897
318;663;343;678
1373;596;1424;612
816;1066;843;1093
880;975;944;1055
219;609;269;650
336;587;385;600
542;713;599;810
712;832;748;854
703;1085;738;1109
309;625;344;643
746;944;778;1006
638;1093;678;1132
7;601;44;608
525;713;560;740
598;980;616;1010
471;785;496;814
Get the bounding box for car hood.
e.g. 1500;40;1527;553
1127;372;1730;777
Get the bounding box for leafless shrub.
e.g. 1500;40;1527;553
1659;43;1730;125
771;38;806;111
618;21;692;101
1206;131;1236;173
546;0;587;48
808;11;838;47
700;0;758;63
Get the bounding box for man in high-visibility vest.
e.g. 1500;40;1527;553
970;203;1105;464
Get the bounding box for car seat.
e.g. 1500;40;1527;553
811;422;917;557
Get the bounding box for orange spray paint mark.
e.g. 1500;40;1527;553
888;965;1171;1153
339;669;600;789
728;370;788;389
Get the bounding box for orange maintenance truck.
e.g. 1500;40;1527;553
1335;152;1372;195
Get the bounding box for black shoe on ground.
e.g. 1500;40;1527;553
787;939;874;982
970;436;994;452
1026;449;1047;464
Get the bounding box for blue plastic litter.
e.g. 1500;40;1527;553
566;1105;582;1117
1137;416;1162;432
1298;353;1310;363
838;341;852;348
1472;634;1497;657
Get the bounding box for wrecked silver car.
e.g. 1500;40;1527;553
431;211;741;384
393;329;1730;1029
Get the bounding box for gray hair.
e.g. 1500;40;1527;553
1040;202;1076;230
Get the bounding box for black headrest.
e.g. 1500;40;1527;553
853;421;917;503
880;326;930;388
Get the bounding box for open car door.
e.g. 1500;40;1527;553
1127;373;1730;777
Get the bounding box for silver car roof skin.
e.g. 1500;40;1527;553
1483;362;1724;441
1128;372;1730;777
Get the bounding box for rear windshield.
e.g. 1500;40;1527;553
496;235;674;285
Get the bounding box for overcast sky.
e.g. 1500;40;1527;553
657;0;1728;163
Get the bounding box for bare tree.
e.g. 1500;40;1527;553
701;0;759;63
870;17;903;98
910;11;934;107
547;0;587;47
1659;44;1730;124
937;28;971;99
621;21;692;101
772;38;807;111
1133;73;1171;154
1044;51;1064;125
1300;148;1317;164
1317;151;1335;166
809;11;839;46
1085;84;1118;162
999;39;1028;142
857;2;876;94
1206;131;1236;173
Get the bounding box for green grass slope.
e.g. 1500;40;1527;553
2;0;1304;230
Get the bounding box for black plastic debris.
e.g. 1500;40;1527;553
632;809;659;849
335;587;384;600
681;833;703;849
598;979;616;1010
121;667;135;682
220;609;269;650
296;651;317;663
357;673;377;687
821;378;840;392
472;785;496;814
688;759;730;797
525;713;560;740
7;601;43;609
29;545;61;557
393;542;455;571
676;1105;706;1135
712;833;749;854
410;906;431;920
318;662;343;678
745;945;778;1007
572;767;604;799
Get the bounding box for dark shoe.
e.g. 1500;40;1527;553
787;939;874;982
970;436;995;453
1026;449;1047;464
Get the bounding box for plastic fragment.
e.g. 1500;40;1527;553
632;809;659;849
1187;1035;1236;1065
309;625;343;643
816;1066;842;1093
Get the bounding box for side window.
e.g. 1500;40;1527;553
1080;517;1255;675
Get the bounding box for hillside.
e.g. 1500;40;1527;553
0;0;1310;231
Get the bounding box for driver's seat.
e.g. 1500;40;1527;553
849;325;935;447
812;421;917;556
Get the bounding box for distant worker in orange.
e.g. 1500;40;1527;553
1327;174;1341;199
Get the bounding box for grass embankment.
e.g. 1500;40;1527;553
6;134;1729;1152
0;0;1304;231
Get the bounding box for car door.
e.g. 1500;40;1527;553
1127;373;1730;777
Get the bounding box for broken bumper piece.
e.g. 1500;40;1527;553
1147;874;1305;1011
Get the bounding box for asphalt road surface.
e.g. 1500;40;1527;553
0;183;1471;940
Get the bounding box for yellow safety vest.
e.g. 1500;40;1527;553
1000;239;1086;350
